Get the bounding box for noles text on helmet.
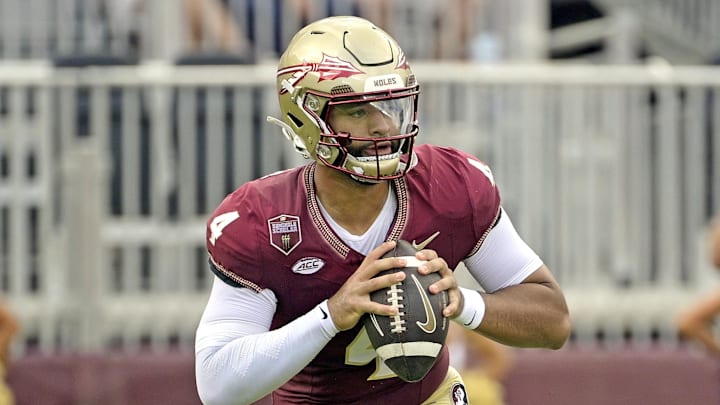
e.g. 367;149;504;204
267;16;420;183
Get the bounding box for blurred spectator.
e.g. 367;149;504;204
0;302;18;405
355;0;487;60
353;0;391;33
105;0;143;56
677;215;720;356
447;322;513;405
185;0;252;56
283;0;324;25
184;0;491;61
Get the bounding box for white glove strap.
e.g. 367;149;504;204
454;287;486;330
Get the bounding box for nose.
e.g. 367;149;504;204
367;109;393;137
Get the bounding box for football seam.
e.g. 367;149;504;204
386;284;406;333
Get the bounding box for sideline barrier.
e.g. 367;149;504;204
1;62;719;352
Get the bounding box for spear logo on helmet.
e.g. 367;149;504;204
277;54;364;94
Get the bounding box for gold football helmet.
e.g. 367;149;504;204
267;16;419;182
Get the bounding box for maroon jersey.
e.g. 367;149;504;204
206;144;501;404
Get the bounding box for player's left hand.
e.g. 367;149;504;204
415;249;461;318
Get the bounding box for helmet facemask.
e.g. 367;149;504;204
307;87;419;183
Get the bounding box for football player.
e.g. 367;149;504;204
195;16;570;405
677;215;720;357
0;301;18;405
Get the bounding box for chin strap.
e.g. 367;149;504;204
399;150;418;174
266;116;312;159
349;174;382;184
348;150;419;184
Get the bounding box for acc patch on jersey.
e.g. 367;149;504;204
292;257;325;275
268;214;302;255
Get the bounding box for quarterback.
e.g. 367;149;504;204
195;16;570;405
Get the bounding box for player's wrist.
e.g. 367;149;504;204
316;299;340;337
453;287;485;330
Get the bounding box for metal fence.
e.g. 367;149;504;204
1;62;719;354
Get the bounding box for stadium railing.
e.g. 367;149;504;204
1;62;719;354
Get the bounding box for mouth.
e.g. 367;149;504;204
356;151;400;163
361;141;394;157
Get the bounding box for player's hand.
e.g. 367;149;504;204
416;249;461;318
327;241;408;331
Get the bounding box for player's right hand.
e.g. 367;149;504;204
327;241;407;331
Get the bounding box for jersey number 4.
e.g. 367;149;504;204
209;211;240;246
346;327;397;381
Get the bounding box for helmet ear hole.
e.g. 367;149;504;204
336;133;351;147
288;113;304;128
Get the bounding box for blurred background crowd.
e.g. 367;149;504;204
1;0;720;404
4;0;720;64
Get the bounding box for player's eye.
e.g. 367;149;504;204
345;107;367;118
336;103;369;119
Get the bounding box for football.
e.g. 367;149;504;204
363;239;449;382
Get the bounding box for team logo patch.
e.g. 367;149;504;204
268;214;302;255
451;382;469;405
292;257;325;275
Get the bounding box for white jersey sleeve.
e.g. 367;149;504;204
463;208;543;292
195;277;338;405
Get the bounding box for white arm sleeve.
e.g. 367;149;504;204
195;276;339;405
463;208;543;293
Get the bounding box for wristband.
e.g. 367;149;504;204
454;287;486;330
